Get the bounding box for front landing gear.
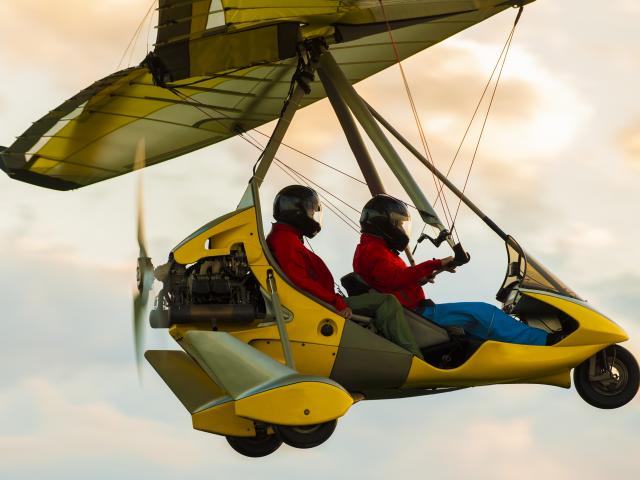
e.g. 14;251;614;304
275;420;338;449
574;345;639;409
226;420;338;456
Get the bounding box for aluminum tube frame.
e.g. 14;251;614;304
253;83;306;188
238;54;319;208
318;52;447;239
267;270;296;369
237;83;307;209
318;65;416;265
367;102;509;242
318;67;384;194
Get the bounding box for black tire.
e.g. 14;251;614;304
226;434;282;457
574;345;639;409
274;420;337;449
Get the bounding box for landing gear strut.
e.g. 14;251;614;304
574;345;639;409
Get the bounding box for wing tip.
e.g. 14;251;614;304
1;148;79;191
0;146;7;173
1;167;79;192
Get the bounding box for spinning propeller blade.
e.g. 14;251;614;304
132;138;154;378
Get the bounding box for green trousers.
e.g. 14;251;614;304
345;293;423;359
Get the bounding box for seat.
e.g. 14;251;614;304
404;308;450;348
340;272;450;348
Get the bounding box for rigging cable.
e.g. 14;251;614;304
146;1;157;54
451;6;523;226
252;129;427;215
235;128;362;233
118;0;157;70
162;52;371;193
161;49;378;235
275;160;361;233
166;63;366;232
252;128;368;186
378;0;456;233
151;38;366;237
272;159;362;216
171;80;423;223
432;15;520;212
415;5;524;245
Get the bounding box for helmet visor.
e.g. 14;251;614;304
311;204;323;228
390;211;411;238
305;199;323;229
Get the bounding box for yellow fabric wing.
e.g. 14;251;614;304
0;0;533;190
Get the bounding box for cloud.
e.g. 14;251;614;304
0;378;209;467
388;417;573;480
0;0;154;88
1;3;640;478
620;0;640;13
358;39;589;164
616;121;640;167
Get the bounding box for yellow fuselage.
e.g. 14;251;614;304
164;205;628;435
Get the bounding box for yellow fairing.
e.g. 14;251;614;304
524;291;629;347
249;340;338;379
172;207;346;358
404;290;628;389
404;342;602;389
192;381;352;433
234;381;353;426
192;401;257;437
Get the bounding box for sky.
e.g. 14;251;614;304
1;1;639;478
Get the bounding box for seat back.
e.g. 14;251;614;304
404;309;449;348
341;272;450;348
340;272;372;296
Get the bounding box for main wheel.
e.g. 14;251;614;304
574;345;639;409
274;420;337;449
226;434;282;457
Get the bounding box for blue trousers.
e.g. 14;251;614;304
419;302;547;346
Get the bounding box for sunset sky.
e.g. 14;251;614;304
1;1;639;478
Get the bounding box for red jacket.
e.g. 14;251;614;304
266;222;348;311
353;233;442;310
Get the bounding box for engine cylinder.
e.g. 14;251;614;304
150;304;256;328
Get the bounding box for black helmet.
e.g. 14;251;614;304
273;185;323;238
360;194;412;251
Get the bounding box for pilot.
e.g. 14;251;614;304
353;194;552;346
267;185;424;358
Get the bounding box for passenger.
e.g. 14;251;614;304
267;185;424;358
353;194;550;346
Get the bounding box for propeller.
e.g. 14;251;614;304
132;138;154;378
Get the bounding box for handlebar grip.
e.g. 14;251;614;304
452;243;471;267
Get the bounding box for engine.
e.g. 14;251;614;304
150;245;265;328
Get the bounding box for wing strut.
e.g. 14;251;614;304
318;51;470;266
238;41;324;207
266;270;296;369
318;52;447;236
366;103;509;243
318;65;416;265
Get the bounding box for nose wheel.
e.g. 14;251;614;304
275;420;338;449
574;345;639;409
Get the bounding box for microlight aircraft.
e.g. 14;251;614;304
1;0;638;458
